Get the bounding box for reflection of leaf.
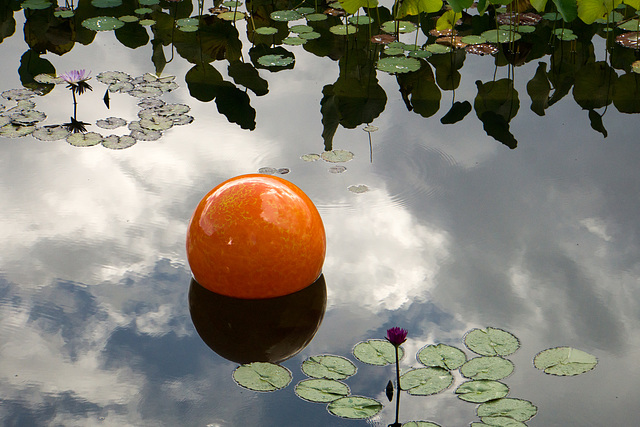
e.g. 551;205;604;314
301;355;357;380
417;343;466;370
527;62;551;116
464;327;520;357
215;85;256;130
232;362;292;392
18;49;55;92
477;398;538;422
534;346;598;376
295;379;350;403
115;21;149;49
400;367;453;395
455;380;509;403
185;63;224;102
327;396;383;419
588;109;607;138
478;111;518;149
396;60;441;118
612;73;640;113
228;61;269;96
573;61;615;110
353;339;402;365
428;50;465;90
475;79;519;148
441;101;472;124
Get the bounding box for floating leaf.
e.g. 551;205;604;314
233;362;292;392
81;16;125;31
381;20;417;33
464;328;520;356
54;9;74;18
363;125;378;132
301;153;321;162
67;132;103;147
284;36;307;45
299;31;321;40
349;16;374;25
327;396;382;419
408;50;433;58
271;10;303;21
417;344;467;370
481;29;521;43
257;54;294;67
2;89;35;101
140;115;173;131
455;380;509;403
460;357;514;380
91;0;122;7
291;24;314;33
102;135;136;149
97;71;132;84
255;26;278;35
32;126;70;141
353;339;402;365
295;379;350;403
403;422;442;427
348;184;370;193
321;149;354;162
329;24;357;35
477;398;537;422
34;74;63;84
21;0;52;10
0;124;35;137
10;110;46;125
461;35;487;44
96;117;127;129
474;417;527;426
218;11;245;21
258;167;278;174
377;57;421;74
400;367;453;395
533;347;597;376
426;43;452;54
301;355;357;380
329;165;347;173
306;13;328;21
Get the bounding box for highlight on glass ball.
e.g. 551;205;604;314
186;174;326;299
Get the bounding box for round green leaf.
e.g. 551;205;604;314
232;362;292;392
54;9;75;18
426;43;451;54
299;31;321;40
81;16;125;31
349;16;373;25
481;29;521;43
119;15;139;23
353;339;402;365
218;11;245;21
475;418;527;426
140;115;173;131
301;355;357;380
327;396;382;419
455;380;509;403
403;422;442;427
176;18;199;27
135;7;153;14
270;10;302;21
461;35;487;44
329;25;357;35
400;367;453;395
381;20;417;33
290;24;313;33
533;347;597;376
384;47;405;56
306;13;328;21
477;398;537;422
102;135;136;149
321;149;354;163
348;184;370;193
408;50;432;58
295;379;350;403
21;0;52;10
464;327;520;356
0;124;35;137
32;126;70;141
460;357;514;380
257;54;294;67
301;153;321;162
67;132;103;147
296;7;315;14
283;36;306;45
255;26;278;35
377;57;421;74
417;344;467;370
91;0;122;7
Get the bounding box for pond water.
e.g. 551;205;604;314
1;0;640;426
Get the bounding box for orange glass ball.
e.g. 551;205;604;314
186;174;326;299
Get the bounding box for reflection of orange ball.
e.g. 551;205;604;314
186;174;326;299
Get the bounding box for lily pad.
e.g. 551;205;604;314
299;31;321;40
81;16;125;31
461;35;487;44
477;398;537;422
140;115;173;131
408;50;432;59
255;26;278;35
306;13;328;21
301;355;357;380
270;10;303;21
232;362;292;392
97;71;132;84
102;135;136;149
10;110;46;125
455;380;509;403
417;344;467;370
381;20;417;33
32;126;70;141
258;167;278;174
34;74;64;84
134;7;153;14
290;24;313;33
321;149;354;162
353;339;402;365
2;89;35;101
400;367;453;395
96;117;127;129
176;18;199;27
283;36;307;45
218;11;245;21
349;16;373;25
0;124;35;137
329;165;347;173
464;328;520;356
119;15;139;23
475;418;527;427
403;423;442;427
460;357;514;380
329;25;357;35
21;0;52;10
257;54;294;67
91;0;122;7
67;132;103;147
301;153;321;161
54;9;75;18
426;43;452;54
481;29;521;43
348;184;370;193
327;396;382;419
376;57;421;74
533;347;597;376
295;379;350;403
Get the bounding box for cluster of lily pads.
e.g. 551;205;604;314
0;71;193;149
231;327;597;425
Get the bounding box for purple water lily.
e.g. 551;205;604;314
60;69;93;95
386;327;408;347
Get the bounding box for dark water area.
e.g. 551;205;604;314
1;1;639;426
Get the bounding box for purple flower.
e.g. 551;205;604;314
60;69;93;95
386;327;407;347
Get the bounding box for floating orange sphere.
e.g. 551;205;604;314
186;174;326;299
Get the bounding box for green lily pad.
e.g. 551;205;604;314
384;47;405;56
500;24;535;33
32;126;70;141
257;54;294;67
0;124;35;137
82;16;125;31
176;18;199;27
97;71;132;84
135;7;153;14
455;380;509;403
10;110;46;125
403;423;442;427
222;0;242;6
299;31;321;40
533;347;597;376
96;117;127;129
232;362;292;392
400;367;453;395
327;396;383;419
218;11;245;21
296;7;315;14
321;149;354;162
295;379;350;403
353;339;402;365
139;19;155;26
283;36;306;45
54;9;75;18
139;0;159;4
301;355;357;380
464;327;520;356
67;132;103;147
2;89;35;101
21;0;52;10
255;26;278;35
376;57;421;74
330;25;357;35
348;184;370;193
102;135;136;149
618;19;640;31
140;115;173;131
381;20;417;33
481;29;521;43
460;357;514;380
301;153;321;161
477;398;537;422
475;417;527;426
329;165;347;173
306;13;328;21
408;50;432;58
270;10;303;21
119;15;139;23
417;344;467;370
349;16;373;25
632;60;640;74
461;35;487;44
290;24;313;33
426;43;452;54
91;0;122;7
34;74;63;85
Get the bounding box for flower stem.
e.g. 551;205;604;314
394;345;400;425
